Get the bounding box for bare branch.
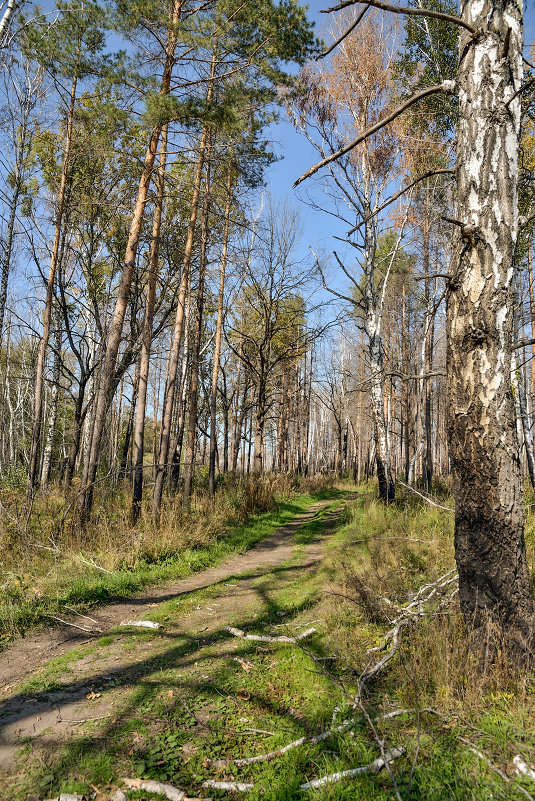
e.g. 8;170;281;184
505;75;535;107
318;4;370;58
294;82;456;187
223;625;316;643
347;169;454;235
322;0;474;33
398;480;453;511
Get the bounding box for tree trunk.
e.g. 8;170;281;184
131;125;168;522
40;312;62;487
153;52;216;517
26;70;78;505
208;159;232;497
78;1;182;523
448;0;534;659
183;146;211;509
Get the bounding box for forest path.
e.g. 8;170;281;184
0;495;349;791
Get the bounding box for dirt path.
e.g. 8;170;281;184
0;498;345;786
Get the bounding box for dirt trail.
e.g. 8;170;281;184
0;498;344;780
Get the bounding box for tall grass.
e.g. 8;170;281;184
0;472;336;646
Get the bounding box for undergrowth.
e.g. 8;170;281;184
3;482;535;800
0;472;336;646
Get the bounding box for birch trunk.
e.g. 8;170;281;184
363;205;394;503
448;0;534;657
40;312;62;487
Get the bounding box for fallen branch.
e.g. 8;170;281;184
120;620;161;629
63;605;99;624
205;719;357;769
392;709;535;801
202;780;254;792
514;755;535;782
121;778;205;801
398;481;453;512
46;615;102;634
357;570;458;693
223;625;316;643
300;746;405;789
77;554;113;574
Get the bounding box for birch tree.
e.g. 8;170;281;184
296;0;535;660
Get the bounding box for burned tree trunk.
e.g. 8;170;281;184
447;0;534;659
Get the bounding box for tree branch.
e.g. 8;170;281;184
318;4;370;58
505;75;535;107
347;169;454;235
322;0;474;33
293;82;456;187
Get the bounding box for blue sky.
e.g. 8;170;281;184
265;0;535;272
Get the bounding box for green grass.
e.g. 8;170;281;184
4;485;535;801
0;487;348;648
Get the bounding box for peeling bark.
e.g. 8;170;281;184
447;0;534;659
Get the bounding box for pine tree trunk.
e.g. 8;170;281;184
448;0;534;659
78;1;182;522
208;160;232;497
152;126;209;515
153;52;216;516
131;126;168;522
183;148;211;509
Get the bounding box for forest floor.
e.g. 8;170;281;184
2;487;535;801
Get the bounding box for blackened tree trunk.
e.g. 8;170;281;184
447;0;534;658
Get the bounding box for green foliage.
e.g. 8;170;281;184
395;0;458;145
21;0;116;81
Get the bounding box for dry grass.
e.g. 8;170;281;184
0;471;337;644
315;485;535;798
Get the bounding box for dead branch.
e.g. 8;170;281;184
77;554;113;574
47;614;102;634
323;0;474;30
205;719;358;769
121;778;205;801
405;711;535;801
202;780;254;792
299;746;405;789
223;625;316;643
120;619;161;629
357;570;458;691
398;481;453;512
514;755;535;782
294;82;456;187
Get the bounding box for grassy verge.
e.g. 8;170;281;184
4;486;535;800
0;474;343;647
